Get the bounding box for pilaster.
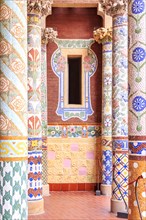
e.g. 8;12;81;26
41;27;57;196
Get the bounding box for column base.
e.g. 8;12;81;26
28;199;44;215
101;184;112;196
111;198;127;214
43;184;50;196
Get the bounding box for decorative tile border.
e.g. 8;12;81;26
55;39;95;49
129;141;146;155
102;150;112;185
0;139;27;157
28;151;42;201
113;139;128;151
47;125;101;138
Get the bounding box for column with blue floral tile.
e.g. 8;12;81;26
27;0;53;214
0;0;28;219
41;27;57;196
128;0;146;219
93;27;113;196
100;0;128;213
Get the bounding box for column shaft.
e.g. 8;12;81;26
27;13;44;214
111;13;128;213
0;0;28;219
101;42;113;196
41;44;49;196
128;0;146;219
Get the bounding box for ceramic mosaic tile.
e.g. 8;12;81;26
0;161;28;220
51;39;97;121
47;138;100;184
47;125;101;138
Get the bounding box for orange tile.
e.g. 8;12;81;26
78;183;85;191
69;183;78;191
52;184;61;191
61;183;69;191
85;183;95;191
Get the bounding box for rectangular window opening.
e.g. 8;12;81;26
68;56;82;105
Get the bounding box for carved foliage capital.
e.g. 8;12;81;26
41;28;58;44
28;0;53;16
93;27;112;44
99;0;128;16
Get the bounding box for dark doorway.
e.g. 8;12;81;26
68;56;82;104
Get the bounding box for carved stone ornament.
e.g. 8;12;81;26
93;27;112;44
41;28;58;44
28;0;53;16
99;0;128;16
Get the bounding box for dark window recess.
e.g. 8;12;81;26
68;57;82;104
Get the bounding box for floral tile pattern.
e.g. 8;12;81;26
47;125;101;138
112;13;128;204
48;126;62;138
112;14;128;137
41;44;48;137
67;126;82;138
128;1;146;219
129;0;146;134
101;42;113;186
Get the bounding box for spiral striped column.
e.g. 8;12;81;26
128;1;146;219
101;41;113;196
0;1;28;219
111;13;128;213
27;11;44;215
41;40;49;196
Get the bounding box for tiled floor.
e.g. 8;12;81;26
28;192;125;220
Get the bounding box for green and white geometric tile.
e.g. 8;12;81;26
0;161;28;220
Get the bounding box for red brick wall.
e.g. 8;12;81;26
47;8;103;124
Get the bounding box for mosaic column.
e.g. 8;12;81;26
93;27;113;196
41;28;57;196
41;29;49;196
128;1;146;219
100;0;128;213
0;1;28;219
27;0;52;215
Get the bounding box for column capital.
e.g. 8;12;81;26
99;0;128;16
41;28;58;44
27;0;53;16
93;27;112;44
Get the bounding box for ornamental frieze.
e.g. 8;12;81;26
99;0;128;16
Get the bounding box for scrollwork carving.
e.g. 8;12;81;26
93;27;112;44
41;28;58;44
28;0;53;16
99;0;128;16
